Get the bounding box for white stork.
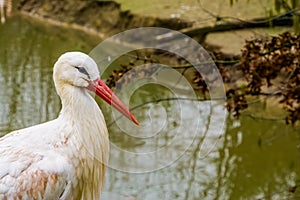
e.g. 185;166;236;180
0;52;139;199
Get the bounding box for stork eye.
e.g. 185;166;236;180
75;66;90;79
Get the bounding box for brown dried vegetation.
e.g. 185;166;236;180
239;32;300;124
105;32;300;125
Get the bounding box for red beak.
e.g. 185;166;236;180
87;78;139;125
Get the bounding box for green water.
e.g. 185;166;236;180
0;14;299;200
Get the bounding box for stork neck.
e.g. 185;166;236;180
56;84;109;150
56;84;100;121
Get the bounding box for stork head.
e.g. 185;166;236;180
53;52;139;125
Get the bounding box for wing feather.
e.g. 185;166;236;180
0;122;75;200
0;162;70;199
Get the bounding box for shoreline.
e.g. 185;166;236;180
19;11;106;39
17;0;192;39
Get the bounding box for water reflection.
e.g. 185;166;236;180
0;15;299;200
104;114;300;200
224;117;300;199
0;0;12;24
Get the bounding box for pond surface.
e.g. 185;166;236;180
0;15;300;200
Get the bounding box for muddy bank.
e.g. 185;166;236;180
17;0;192;37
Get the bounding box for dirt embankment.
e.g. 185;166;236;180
17;0;192;37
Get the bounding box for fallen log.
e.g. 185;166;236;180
181;13;294;42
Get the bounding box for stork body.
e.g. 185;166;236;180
0;52;138;199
